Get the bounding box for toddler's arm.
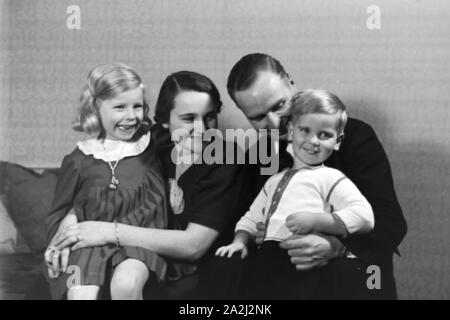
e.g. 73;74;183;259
327;176;374;234
286;211;349;236
215;230;252;259
216;180;272;259
286;176;374;236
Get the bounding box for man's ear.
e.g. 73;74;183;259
334;133;344;151
286;73;295;86
287;122;294;141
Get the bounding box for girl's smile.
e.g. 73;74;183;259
98;87;144;141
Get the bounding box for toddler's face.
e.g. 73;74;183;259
98;87;144;141
289;113;342;167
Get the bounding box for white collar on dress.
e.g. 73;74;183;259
77;132;151;162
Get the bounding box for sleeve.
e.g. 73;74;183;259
46;153;81;242
339;120;407;264
327;176;375;234
235;182;269;236
189;163;247;233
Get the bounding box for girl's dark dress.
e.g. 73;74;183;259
46;132;168;299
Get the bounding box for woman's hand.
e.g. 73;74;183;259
44;245;71;278
53;221;115;251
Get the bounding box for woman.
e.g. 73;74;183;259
48;71;247;299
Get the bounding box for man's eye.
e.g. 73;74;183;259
205;116;216;122
251;115;266;122
134;104;143;109
274;100;290;114
277;101;287;110
181;117;194;122
114;105;124;109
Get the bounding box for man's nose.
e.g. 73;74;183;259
266;112;281;129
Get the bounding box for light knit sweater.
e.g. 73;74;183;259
236;165;374;242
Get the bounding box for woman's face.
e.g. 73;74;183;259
168;90;219;154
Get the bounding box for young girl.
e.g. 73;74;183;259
216;89;375;299
50;71;248;300
44;64;167;300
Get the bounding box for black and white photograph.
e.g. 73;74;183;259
0;0;449;302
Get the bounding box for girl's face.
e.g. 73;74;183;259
98;87;144;141
288;113;342;167
168;90;218;154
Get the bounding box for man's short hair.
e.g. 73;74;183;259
227;53;287;104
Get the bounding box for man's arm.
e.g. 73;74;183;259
334;119;407;264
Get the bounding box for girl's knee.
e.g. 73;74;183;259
67;285;100;300
110;262;149;299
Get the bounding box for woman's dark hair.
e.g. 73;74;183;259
154;71;222;125
227;53;288;104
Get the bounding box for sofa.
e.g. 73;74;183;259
0;161;197;300
0;161;58;300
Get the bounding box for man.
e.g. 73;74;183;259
226;53;407;299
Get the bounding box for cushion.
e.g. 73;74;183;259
0;196;30;255
2;162;58;255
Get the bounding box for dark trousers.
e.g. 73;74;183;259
27;244;397;300
195;241;396;300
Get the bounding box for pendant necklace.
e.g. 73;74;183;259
102;142;125;190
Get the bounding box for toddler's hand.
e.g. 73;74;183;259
285;212;319;234
215;242;248;259
255;222;265;245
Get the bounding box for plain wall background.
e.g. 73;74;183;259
0;0;449;299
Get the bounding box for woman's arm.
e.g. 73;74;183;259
53;221;219;262
116;222;219;261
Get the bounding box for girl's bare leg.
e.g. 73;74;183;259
110;259;149;300
67;285;100;300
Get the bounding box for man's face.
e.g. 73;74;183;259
233;71;296;136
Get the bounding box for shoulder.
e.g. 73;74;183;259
265;169;287;185
55;148;86;179
317;166;346;179
336;117;384;161
344;118;376;141
62;148;86;167
296;167;346;187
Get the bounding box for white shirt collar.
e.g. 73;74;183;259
274;140;294;157
77;132;151;162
